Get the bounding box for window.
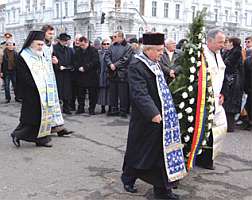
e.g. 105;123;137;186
65;2;68;17
13;9;15;22
235;11;238;22
56;3;60;18
164;3;169;18
192;6;196;20
74;0;77;14
163;28;168;38
138;27;144;38
26;0;30;12
33;0;37;11
152;1;157;17
245;13;248;25
225;10;229;21
115;0;121;9
151;27;156;32
214;9;218;21
140;0;145;16
175;4;180;19
7;11;10;23
87;25;92;40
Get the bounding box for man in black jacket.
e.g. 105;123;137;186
74;36;100;115
105;31;133;118
53;33;74;115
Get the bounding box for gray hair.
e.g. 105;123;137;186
207;28;224;40
142;44;159;50
164;38;176;46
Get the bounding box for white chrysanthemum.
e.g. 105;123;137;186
202;140;207;146
189;75;195;83
197;61;201;67
179;102;185;109
184;135;190;143
190;67;196;74
202;37;206;43
208;123;212;129
206;132;211;138
189;98;195;105
178;113;183;119
198;43;202;48
188;116;194;122
208;114;214;120
198;33;202;39
209;105;215;113
182;92;188;99
208;86;213;92
190;57;196;63
198;51;201;58
188;127;194;133
202;27;206;32
185;107;193;114
197;149;203;155
189;48;193;55
188;85;193;92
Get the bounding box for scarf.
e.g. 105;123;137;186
135;53;187;182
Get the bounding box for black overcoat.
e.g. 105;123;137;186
244;56;252;119
73;45;100;87
222;46;244;113
16;55;41;125
124;57;164;170
53;43;74;100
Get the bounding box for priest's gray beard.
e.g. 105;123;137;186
30;48;44;57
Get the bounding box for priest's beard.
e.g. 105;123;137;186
30;48;44;57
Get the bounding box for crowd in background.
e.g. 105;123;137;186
0;27;251;132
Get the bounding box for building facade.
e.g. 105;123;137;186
2;0;252;49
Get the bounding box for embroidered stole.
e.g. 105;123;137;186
21;49;55;138
135;53;187;182
43;45;64;127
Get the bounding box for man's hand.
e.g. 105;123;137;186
79;67;85;72
60;66;66;70
169;69;176;78
52;56;58;64
110;64;116;71
219;94;224;105
152;114;162;124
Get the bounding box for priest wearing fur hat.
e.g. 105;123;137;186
10;30;61;148
121;33;187;199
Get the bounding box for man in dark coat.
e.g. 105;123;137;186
104;31;133;118
0;40;20;103
74;36;100;115
122;33;186;199
53;33;74;114
159;38;182;84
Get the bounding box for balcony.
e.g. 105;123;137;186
73;11;93;20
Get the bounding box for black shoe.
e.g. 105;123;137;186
75;109;85;114
57;129;73;137
36;142;53;147
63;109;72;115
11;134;20;147
5;99;10;103
154;187;179;200
15;98;22;103
89;110;95;115
120;112;128;119
197;164;215;170
101;106;106;114
123;184;138;193
107;111;119;116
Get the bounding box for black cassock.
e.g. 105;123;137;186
11;55;51;144
122;57;177;188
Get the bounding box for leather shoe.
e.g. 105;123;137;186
154;187;179;200
11;134;20;147
63;109;72;115
123;184;138;193
75;109;85;114
36;142;53;147
5;99;10;103
57;129;73;137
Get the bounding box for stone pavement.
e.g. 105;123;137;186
0;94;252;200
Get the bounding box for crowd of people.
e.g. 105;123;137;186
0;24;251;199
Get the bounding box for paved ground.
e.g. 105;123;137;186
0;93;252;200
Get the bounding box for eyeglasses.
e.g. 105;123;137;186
102;43;110;45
